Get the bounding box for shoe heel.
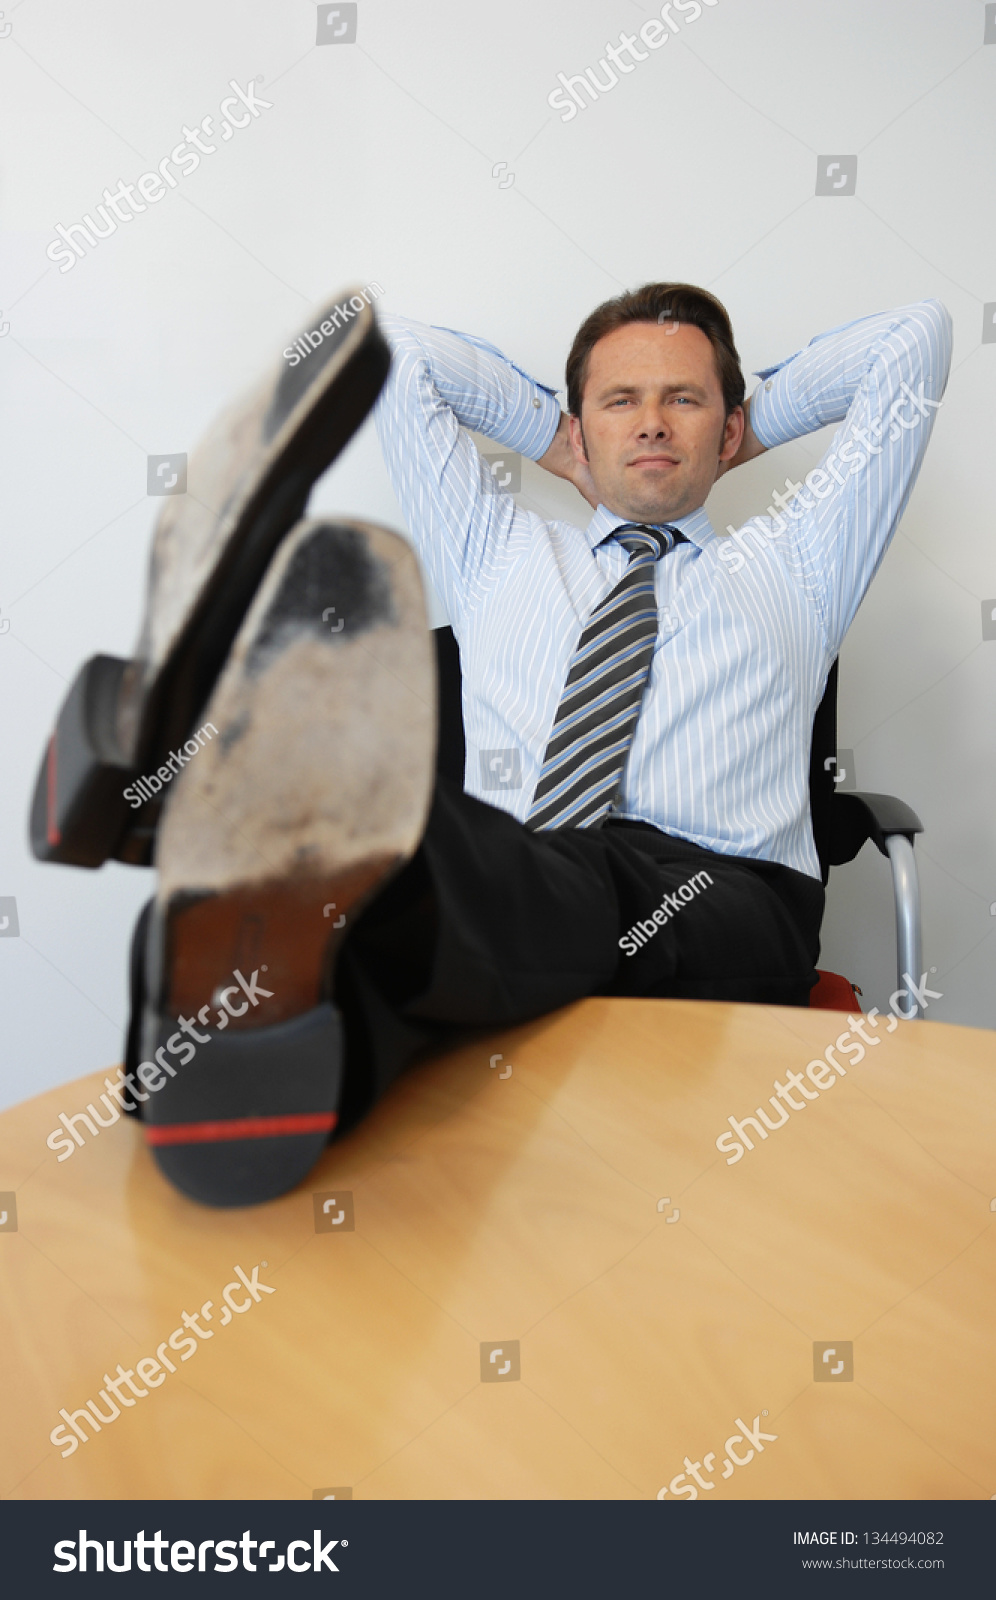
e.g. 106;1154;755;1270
28;655;150;867
141;1001;343;1207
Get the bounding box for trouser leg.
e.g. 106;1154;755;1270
332;779;823;1128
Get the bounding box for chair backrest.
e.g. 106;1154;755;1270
432;626;841;885
433;625;466;785
808;658;839;886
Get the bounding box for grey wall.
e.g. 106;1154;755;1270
1;0;993;1111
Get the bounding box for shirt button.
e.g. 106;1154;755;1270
532;397;541;407
765;380;773;391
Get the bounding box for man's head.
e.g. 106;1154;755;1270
565;282;746;524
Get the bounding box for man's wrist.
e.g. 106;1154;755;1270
737;396;769;465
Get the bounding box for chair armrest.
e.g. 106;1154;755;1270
827;792;925;1010
828;791;923;864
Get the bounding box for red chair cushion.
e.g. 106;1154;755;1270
809;970;862;1011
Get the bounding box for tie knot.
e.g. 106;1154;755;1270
609;523;685;560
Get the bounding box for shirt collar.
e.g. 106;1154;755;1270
585;502;716;552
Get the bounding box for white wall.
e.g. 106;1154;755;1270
1;0;993;1111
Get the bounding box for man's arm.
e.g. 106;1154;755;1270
373;315;560;626
741;299;953;651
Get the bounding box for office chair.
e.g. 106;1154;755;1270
431;629;926;1019
807;658;924;1015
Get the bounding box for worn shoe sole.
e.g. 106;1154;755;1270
30;289;390;869
138;515;435;1206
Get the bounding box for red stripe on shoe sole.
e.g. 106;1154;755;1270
47;735;61;846
145;1111;337;1147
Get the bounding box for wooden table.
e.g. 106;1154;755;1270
2;999;994;1501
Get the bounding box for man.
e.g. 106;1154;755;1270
334;285;951;1088
117;281;952;1205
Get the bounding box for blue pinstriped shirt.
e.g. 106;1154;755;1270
374;300;952;878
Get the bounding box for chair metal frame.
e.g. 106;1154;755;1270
809;660;925;1018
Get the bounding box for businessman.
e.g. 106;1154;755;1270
123;279;951;1204
330;283;951;1118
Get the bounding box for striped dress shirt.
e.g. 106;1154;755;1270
373;300;952;879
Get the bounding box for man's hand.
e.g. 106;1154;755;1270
715;396;768;480
538;413;600;509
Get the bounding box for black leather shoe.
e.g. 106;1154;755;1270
30;290;390;870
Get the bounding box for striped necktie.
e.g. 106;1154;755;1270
527;523;687;831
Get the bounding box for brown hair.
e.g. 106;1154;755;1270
565;282;745;421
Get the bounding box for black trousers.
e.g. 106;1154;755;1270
332;776;825;1131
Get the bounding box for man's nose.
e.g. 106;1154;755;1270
635;406;671;438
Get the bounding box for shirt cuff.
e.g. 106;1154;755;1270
748;356;809;451
431;325;562;461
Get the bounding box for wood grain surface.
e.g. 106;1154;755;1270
1;998;994;1501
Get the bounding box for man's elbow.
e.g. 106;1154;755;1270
920;296;953;351
906;298;954;393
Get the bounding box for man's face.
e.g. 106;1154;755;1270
568;320;744;523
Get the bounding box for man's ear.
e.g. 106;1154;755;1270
568;413;589;464
719;404;745;465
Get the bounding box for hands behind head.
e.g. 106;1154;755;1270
537;413;600;509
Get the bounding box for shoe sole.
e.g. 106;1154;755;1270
30;289;390;869
138;515;435;1206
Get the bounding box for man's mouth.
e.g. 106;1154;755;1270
628;454;680;469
